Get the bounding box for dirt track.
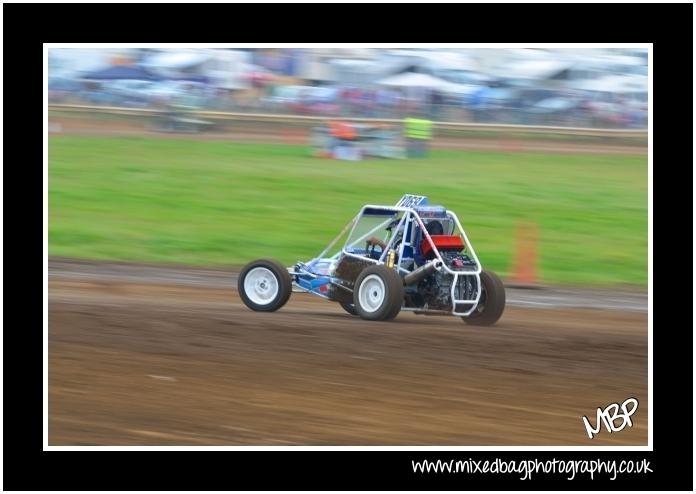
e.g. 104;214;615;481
48;115;647;155
48;261;648;446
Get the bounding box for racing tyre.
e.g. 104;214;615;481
353;265;404;321
238;259;292;312
339;302;359;316
463;270;505;326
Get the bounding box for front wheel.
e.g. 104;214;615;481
463;270;506;326
238;259;292;312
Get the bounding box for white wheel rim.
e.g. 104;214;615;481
358;274;386;313
243;267;279;305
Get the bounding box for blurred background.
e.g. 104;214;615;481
48;47;648;287
49;47;648;128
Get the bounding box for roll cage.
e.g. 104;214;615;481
290;195;483;316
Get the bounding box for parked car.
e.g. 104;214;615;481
102;79;157;107
288;87;340;115
259;85;307;112
145;80;210;107
261;85;340;115
48;77;82;103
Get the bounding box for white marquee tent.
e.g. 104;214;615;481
376;72;476;96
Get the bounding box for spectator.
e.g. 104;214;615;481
404;115;433;158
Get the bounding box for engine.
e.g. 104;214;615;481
416;252;478;310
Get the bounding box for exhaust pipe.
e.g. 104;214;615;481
403;260;442;286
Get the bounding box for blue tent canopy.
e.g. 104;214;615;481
82;65;162;81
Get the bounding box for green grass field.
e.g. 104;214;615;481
48;136;648;286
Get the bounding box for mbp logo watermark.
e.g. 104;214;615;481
582;397;639;439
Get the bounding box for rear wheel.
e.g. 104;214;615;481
238;259;292;312
353;265;404;321
463;270;505;326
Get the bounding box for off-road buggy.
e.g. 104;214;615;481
239;195;505;325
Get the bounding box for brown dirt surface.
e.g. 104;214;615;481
48;115;647;155
49;277;648;446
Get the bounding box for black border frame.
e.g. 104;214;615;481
3;2;693;490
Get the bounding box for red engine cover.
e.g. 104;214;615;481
421;235;465;257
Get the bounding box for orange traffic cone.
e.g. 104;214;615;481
510;221;539;285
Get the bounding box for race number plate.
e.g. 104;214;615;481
395;194;428;208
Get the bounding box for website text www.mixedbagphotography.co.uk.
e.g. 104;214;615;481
412;457;653;480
